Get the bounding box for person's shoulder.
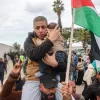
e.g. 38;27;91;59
27;32;35;39
88;82;97;89
24;32;35;43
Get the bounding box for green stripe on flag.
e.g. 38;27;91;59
74;7;100;37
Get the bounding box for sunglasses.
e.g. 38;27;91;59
35;25;47;30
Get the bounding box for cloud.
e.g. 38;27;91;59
25;2;49;14
0;0;100;46
92;0;100;13
92;0;100;5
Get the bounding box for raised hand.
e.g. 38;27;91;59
47;25;60;43
12;60;22;75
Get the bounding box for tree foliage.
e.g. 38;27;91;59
62;27;91;44
52;0;64;32
13;42;21;52
7;42;25;60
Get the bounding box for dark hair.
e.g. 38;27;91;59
33;16;48;26
72;51;76;55
47;22;57;29
78;57;82;62
96;86;100;96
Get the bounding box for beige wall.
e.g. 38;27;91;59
0;43;12;58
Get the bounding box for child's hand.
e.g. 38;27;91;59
47;25;60;43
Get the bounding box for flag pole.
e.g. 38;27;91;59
65;8;75;83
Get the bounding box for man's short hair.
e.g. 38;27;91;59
72;51;76;55
33;16;48;26
78;57;82;62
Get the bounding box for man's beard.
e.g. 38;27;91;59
41;91;55;100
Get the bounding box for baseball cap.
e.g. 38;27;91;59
40;74;58;89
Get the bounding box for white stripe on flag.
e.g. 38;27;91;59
95;60;100;69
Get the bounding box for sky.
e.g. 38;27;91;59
0;0;100;47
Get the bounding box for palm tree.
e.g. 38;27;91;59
52;0;64;33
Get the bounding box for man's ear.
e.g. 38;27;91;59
33;26;35;30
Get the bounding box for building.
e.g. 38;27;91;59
0;43;12;58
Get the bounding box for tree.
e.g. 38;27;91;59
62;28;71;39
74;28;91;52
13;42;21;53
62;27;91;51
52;0;64;33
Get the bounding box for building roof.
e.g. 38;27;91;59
0;43;12;47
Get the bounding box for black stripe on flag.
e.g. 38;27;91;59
90;31;100;61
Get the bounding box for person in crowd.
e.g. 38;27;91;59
68;80;84;100
0;61;22;100
19;54;25;65
21;16;64;100
76;57;84;85
82;60;96;95
61;82;76;100
72;51;78;83
83;60;97;86
39;73;59;100
0;57;7;87
23;57;28;75
96;86;100;100
14;55;19;65
4;57;8;65
83;67;100;100
61;83;72;100
82;53;87;72
85;56;90;67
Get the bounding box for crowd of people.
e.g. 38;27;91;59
0;16;100;100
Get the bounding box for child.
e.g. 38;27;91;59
35;22;67;80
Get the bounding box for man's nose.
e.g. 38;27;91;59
39;27;44;32
49;89;55;93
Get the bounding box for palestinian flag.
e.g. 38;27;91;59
71;0;100;69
